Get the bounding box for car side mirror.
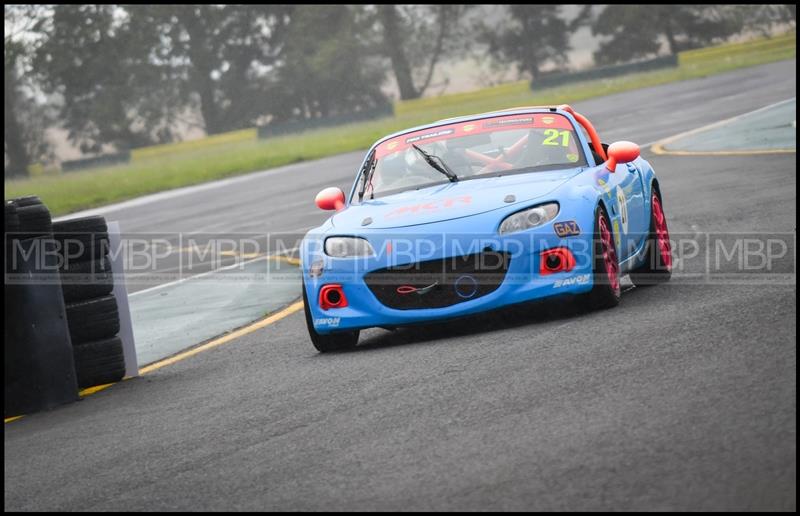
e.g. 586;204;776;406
315;187;346;211
605;141;640;172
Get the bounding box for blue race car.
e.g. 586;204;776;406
300;105;673;352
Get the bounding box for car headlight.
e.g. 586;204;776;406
498;202;559;235
324;236;375;257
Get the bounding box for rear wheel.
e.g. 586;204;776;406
583;205;621;310
629;190;672;286
302;281;359;352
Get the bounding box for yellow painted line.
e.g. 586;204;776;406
651;143;795;156
198;251;297;263
271;255;301;266
138;300;304;375
218;251;263;259
4;300;305;423
649;97;796;157
79;383;115;397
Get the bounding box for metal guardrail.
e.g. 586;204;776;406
61;151;131;172
531;55;679;90
257;104;394;139
57;105;394;172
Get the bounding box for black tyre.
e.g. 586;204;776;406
61;255;115;303
14;203;53;238
10;195;43;207
53;216;109;263
302;282;359;352
629;189;673;287
72;336;125;388
65;295;120;344
583;205;621;310
4;202;20;234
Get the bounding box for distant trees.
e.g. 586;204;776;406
128;5;295;135
34;5;172;154
4;4;795;177
374;5;473;100
738;4;796;34
34;4;294;152
5;35;34;178
588;5;776;65
271;5;388;121
480;5;576;81
5;5;53;179
29;5;389;153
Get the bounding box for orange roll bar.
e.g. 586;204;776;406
557;104;607;162
500;104;608;162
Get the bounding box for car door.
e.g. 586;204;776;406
602;160;647;261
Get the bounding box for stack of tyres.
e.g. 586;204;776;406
8;195;53;239
5;196;79;416
53;216;125;388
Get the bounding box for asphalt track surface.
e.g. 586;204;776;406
5;61;796;510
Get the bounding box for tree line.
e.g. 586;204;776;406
5;4;795;178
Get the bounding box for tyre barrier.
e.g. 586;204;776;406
5;197;78;416
5;199;131;418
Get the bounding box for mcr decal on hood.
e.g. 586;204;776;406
383;196;472;220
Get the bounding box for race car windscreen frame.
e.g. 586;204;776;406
355;113;588;202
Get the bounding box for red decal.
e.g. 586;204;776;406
384;197;472;219
376;113;575;159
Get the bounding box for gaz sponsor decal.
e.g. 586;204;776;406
553;220;581;237
554;273;590;288
384;195;472;219
615;186;628;234
541;116;555;125
462;123;477;132
314;317;341;327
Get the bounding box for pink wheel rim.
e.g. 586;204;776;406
599;215;620;294
652;195;672;271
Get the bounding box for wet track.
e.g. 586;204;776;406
4;61;796;510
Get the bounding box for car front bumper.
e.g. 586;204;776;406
303;223;596;334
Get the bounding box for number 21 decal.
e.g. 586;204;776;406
542;129;570;147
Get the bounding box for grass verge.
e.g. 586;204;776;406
5;31;795;216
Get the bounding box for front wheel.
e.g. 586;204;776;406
629;189;672;286
582;205;621;310
302;281;359;353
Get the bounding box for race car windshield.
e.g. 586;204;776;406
361;113;587;200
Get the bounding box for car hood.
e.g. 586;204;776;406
332;169;581;230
